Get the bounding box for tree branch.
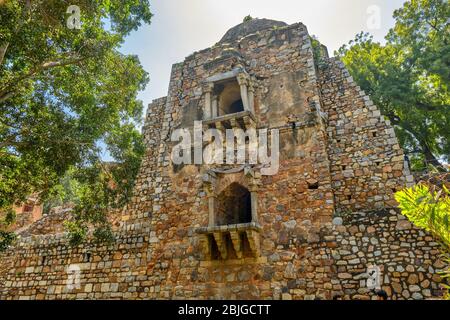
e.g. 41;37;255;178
0;43;9;66
0;54;87;103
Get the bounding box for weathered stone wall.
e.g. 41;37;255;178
123;97;167;223
329;210;445;300
318;58;414;213
0;221;153;300
0;210;445;300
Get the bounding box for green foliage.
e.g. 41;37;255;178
395;184;450;247
0;208;17;251
395;181;450;298
43;168;82;214
0;1;151;248
0;231;16;251
243;15;253;23
336;0;449;170
63;220;88;247
310;36;326;68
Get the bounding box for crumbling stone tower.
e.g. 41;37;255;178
1;19;443;301
127;19;416;298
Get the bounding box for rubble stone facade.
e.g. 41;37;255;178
0;19;445;300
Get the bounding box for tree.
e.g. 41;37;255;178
0;1;152;248
337;0;449;171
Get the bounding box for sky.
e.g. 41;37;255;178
119;0;407;115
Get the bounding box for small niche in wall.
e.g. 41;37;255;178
307;180;319;190
342;165;347;170
347;195;352;201
372;132;378;138
41;256;47;265
84;252;92;262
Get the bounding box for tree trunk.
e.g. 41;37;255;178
421;141;446;172
0;43;9;66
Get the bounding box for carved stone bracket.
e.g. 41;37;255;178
245;229;261;258
213;232;228;260
196;223;262;260
229;231;243;259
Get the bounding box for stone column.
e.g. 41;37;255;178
203;172;217;227
248;82;255;114
248;181;259;224
203;83;214;120
250;191;258;223
208;195;216;227
237;74;250;112
212;95;218;118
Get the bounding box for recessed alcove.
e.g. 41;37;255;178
216;183;252;226
202;68;256;121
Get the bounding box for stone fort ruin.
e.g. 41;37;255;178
0;19;445;300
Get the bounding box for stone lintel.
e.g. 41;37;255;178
203;110;256;130
205;67;247;83
196;222;261;234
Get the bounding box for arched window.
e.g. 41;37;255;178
216;183;252;226
217;80;244;116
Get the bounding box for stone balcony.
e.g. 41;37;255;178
203;110;256;131
196;222;262;260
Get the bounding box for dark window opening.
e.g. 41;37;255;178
342;165;347;170
372;132;377;138
347;195;352;201
217;80;244;116
41;256;47;265
229;99;244;114
216;183;252;226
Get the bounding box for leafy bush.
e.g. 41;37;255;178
0;208;16;251
395;178;450;298
395;184;450;247
243;15;253;23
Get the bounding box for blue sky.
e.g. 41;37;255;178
119;0;406;112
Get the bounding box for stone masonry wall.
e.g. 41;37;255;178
0;210;445;300
122;97;167;223
319;58;414;213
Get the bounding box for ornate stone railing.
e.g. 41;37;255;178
196;222;262;260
